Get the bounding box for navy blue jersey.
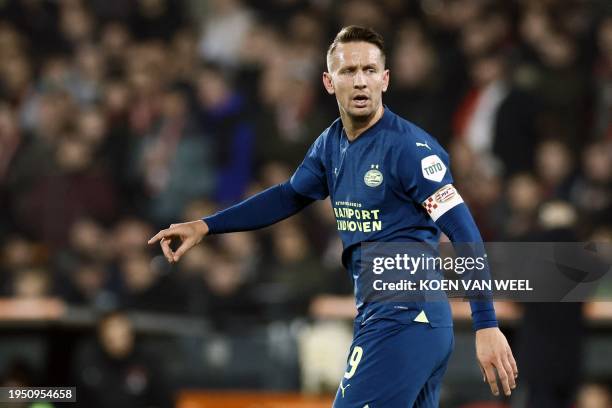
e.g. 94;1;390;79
290;107;454;326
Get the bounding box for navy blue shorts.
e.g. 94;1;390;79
332;317;454;408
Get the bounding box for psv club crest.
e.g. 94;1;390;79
364;165;383;187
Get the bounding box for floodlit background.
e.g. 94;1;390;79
0;0;611;407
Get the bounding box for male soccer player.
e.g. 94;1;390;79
149;26;518;407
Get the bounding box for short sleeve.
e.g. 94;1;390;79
397;128;454;204
290;134;329;200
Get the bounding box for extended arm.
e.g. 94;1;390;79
204;181;314;234
148;181;314;262
149;129;329;263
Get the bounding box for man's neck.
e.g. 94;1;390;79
340;104;385;142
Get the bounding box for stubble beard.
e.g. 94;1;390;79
343;100;378;127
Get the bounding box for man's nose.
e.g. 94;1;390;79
353;71;366;88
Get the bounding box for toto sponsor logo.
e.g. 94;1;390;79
421;155;446;182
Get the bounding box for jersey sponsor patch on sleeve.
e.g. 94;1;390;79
421;154;447;182
422;184;464;221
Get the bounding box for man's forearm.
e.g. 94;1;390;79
435;203;498;331
203;181;315;234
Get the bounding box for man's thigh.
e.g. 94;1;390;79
332;319;453;408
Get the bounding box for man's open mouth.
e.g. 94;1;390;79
353;95;369;105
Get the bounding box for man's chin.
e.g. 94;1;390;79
347;106;374;120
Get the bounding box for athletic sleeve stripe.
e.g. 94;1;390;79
422;184;464;222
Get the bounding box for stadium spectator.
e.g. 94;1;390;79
385;21;453;144
11;128;118;248
196;64;254;203
60;258;112;308
517;201;585;408
259;222;328;316
198;0;253;67
130;0;184;41
199;251;261;328
119;252;189;313
257;80;331;167
11;267;53;299
111;217;155;259
0;359;43;408
569;141;612;227
131;84;214;225
74;311;171;408
0;103;22;235
534;138;575;201
594;16;612;140
576;382;612;408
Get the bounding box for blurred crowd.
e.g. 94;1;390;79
0;0;611;406
0;0;358;322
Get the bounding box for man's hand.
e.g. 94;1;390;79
148;220;209;263
475;327;518;397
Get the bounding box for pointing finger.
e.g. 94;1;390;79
148;229;168;245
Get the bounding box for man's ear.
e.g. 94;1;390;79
322;72;335;95
382;69;390;93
